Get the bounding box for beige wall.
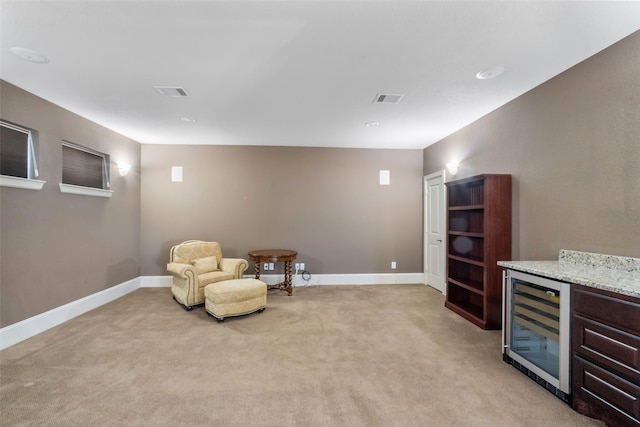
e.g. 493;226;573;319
423;31;640;260
0;81;141;327
141;145;424;276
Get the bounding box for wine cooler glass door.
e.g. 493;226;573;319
506;271;570;393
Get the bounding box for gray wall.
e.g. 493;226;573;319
423;30;640;260
0;81;141;327
141;145;424;276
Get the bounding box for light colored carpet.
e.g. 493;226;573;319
0;284;603;426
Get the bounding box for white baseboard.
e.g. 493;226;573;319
0;277;140;351
297;272;425;286
140;276;172;287
1;273;426;351
139;273;426;287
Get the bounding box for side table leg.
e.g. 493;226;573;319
254;262;261;280
285;261;293;296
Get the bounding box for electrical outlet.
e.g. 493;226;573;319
300;263;305;271
391;261;397;269
269;262;275;270
263;263;269;271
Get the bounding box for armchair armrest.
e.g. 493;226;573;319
219;258;249;279
167;262;201;307
167;262;196;278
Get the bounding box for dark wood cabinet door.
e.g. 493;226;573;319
572;284;640;427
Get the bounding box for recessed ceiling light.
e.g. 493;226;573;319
9;47;49;64
365;121;379;127
476;66;505;80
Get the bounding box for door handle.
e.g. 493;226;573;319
436;239;442;242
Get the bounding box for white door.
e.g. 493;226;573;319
424;172;446;294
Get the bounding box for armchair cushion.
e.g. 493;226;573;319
192;256;219;274
198;271;234;287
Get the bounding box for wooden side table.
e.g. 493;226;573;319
248;249;297;296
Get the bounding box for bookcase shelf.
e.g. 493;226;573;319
448;205;484;211
448;231;484;238
448;254;485;267
448;278;484;294
444;174;512;330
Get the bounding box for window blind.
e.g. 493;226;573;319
0;123;30;178
62;143;109;189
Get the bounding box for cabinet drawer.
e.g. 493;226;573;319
573;355;640;425
573;314;640;383
573;286;640;334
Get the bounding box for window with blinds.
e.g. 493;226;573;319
62;141;110;190
0;121;39;179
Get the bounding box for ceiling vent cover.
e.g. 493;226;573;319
154;86;190;97
373;93;404;104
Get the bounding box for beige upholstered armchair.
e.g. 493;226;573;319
167;240;249;310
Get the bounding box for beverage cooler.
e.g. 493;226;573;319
502;269;571;402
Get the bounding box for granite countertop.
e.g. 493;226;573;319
498;250;640;298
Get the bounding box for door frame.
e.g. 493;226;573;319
424;170;447;294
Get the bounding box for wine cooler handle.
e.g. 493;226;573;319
502;269;508;352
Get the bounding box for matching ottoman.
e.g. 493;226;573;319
205;278;267;321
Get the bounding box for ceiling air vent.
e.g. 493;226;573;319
153;86;190;98
373;93;404;104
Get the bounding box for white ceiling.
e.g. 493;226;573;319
1;1;639;150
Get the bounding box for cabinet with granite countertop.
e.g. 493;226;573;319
572;284;640;427
499;250;640;427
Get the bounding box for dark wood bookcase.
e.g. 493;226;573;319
445;174;512;330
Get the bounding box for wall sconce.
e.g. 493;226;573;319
446;161;459;175
117;162;131;176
